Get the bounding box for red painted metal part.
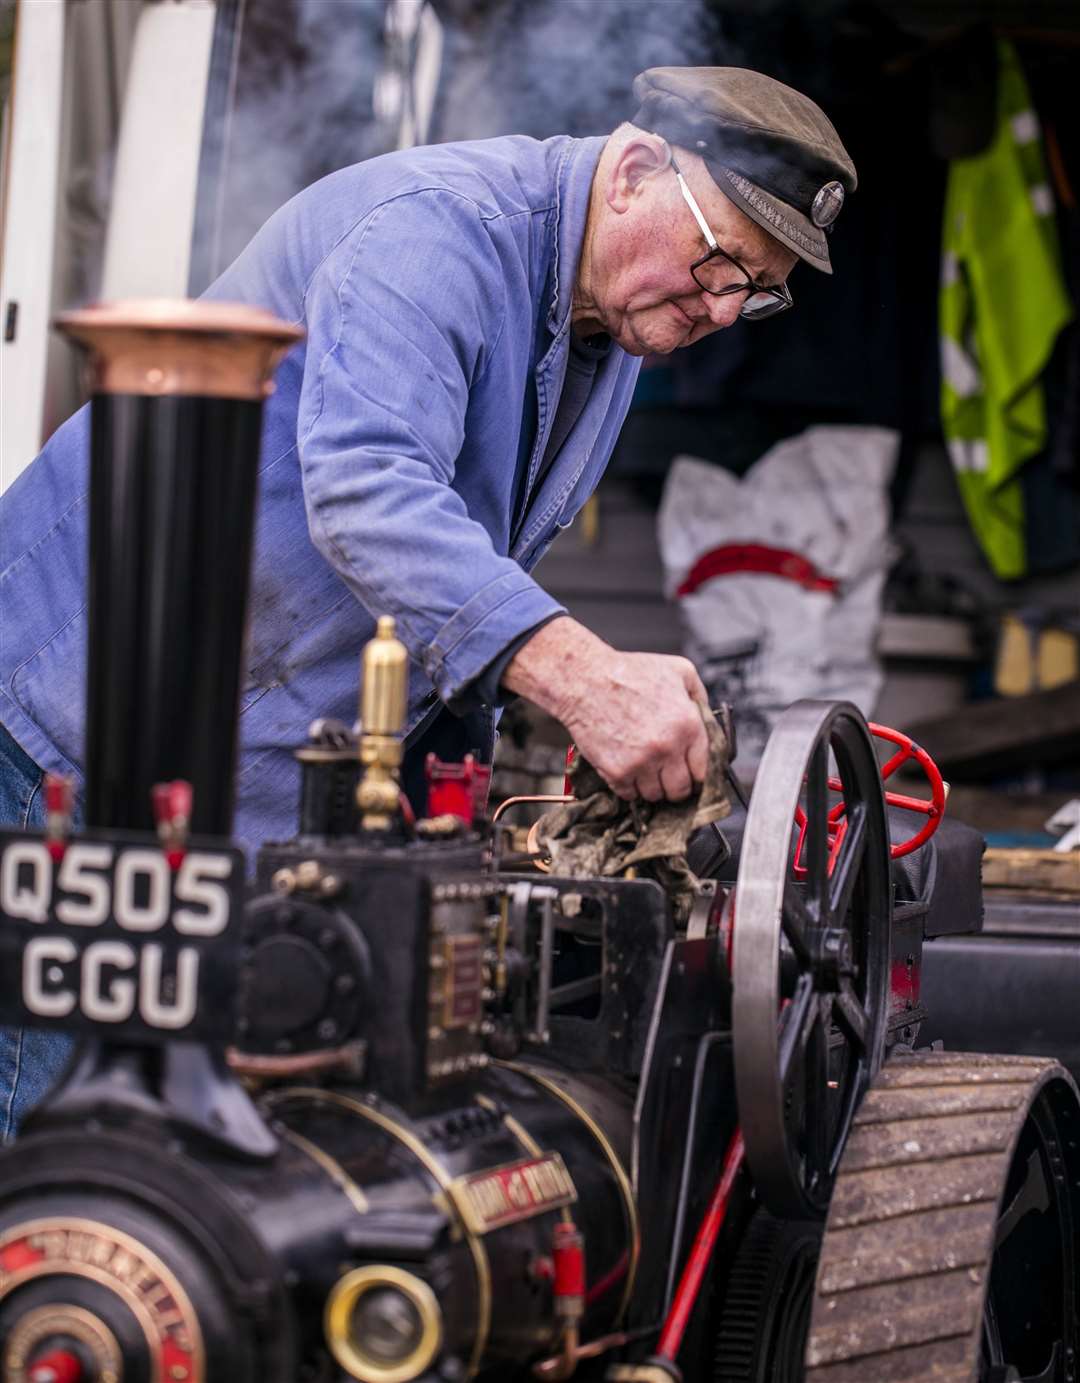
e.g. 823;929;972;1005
427;776;473;823
676;543;839;598
28;1349;83;1383
792;722;946;877
552;1220;586;1320
425;753;492;825
562;744;576;797
44;775;74;816
584;1248;629;1307
890;956;921;1008
152;779;193;826
655;1130;746;1362
43;773;75;861
870;723;947;858
152;778;193;870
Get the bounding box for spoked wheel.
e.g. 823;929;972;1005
733;701;891;1219
806;1053;1080;1383
715;1211;822;1383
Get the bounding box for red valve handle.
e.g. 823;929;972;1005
865;722;947;859
793;722;946;876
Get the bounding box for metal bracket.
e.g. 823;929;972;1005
685;880;718;940
506;881;561;1043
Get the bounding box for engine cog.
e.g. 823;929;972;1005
714;1209;822;1383
732;701;891;1219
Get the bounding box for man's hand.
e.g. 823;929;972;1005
502;616;709;802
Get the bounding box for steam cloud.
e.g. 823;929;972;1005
433;0;730;141
194;0;732;288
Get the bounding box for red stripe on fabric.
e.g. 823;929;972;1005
676;543;839;597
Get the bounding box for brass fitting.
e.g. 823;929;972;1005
357;616;408;830
362;615;408;735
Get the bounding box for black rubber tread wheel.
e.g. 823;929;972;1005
715;1208;822;1383
805;1052;1080;1383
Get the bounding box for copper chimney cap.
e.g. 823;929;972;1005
56;299;305;400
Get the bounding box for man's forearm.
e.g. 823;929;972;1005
501;615;711;802
501;615;608;723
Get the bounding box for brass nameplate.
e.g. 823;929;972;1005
442;933;484;1029
448;1153;576;1234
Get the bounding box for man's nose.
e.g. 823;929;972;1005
701;291;744;328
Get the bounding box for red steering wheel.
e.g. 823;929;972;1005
794;722;946;877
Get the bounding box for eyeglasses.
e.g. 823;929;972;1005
670;154;793;321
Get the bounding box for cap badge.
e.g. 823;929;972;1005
810;180;845;228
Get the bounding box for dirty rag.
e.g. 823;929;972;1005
534;708;732;926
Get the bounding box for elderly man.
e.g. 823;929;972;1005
0;66;855;1134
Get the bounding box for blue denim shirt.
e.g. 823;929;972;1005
0;135;641;851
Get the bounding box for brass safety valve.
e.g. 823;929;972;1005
356;616;408;830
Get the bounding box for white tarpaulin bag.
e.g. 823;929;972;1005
658;426;899;777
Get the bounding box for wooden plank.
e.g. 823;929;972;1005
825;1155;1002;1229
852;1081;1030;1124
805;1266;982;1362
806;1334;972;1383
816;1200;997;1294
885;1052;1054;1075
841;1112;1012;1171
904;680;1080;779
872;1057;1052;1089
982;847;1080;894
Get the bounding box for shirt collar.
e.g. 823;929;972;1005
547;136;607;337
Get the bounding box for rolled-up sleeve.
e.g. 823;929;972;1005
297;191;564;705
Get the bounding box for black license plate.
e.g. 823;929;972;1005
0;828;244;1043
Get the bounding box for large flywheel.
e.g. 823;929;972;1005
732;701;891;1219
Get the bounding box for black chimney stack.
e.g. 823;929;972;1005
56;301;302;836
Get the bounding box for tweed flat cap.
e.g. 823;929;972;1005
631;67;857;273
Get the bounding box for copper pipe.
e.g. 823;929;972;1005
491;794;573;824
225;1044;361;1079
526;818;552;872
532;1324;580;1380
532;1329;634;1379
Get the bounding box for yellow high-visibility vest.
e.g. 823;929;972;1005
939;39;1073;580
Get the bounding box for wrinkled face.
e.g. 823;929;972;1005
582;140;799;357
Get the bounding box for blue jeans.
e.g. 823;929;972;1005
0;723;76;1139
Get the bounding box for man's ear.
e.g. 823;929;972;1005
606;133;670;214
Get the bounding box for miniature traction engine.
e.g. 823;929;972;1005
0;303;1075;1383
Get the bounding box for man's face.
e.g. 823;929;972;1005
583;141;799;357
